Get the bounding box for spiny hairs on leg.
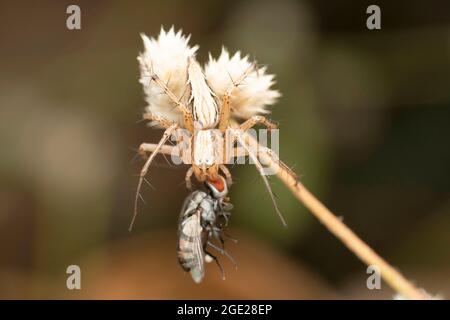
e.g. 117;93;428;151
140;59;194;132
225;61;257;95
233;131;287;227
130;124;178;231
261;147;299;185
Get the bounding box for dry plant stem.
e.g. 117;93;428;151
286;182;426;300
244;133;428;300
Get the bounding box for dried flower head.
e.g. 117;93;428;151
204;48;280;119
137;27;280;126
137;27;198;126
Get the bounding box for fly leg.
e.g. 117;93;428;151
218;210;230;226
211;226;226;249
211;227;238;248
204;248;226;280
207;241;237;270
222;231;238;244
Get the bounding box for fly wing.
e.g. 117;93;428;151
189;211;205;283
179;209;205;283
191;212;205;283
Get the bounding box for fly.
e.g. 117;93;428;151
177;175;236;283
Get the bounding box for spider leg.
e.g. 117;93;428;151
141;61;194;132
138;143;176;160
239;115;277;132
218;93;230;133
218;62;256;132
226;116;277;157
130;123;178;231
225;146;248;165
143;112;174;129
233;130;288;227
233;147;248;157
259;146;299;182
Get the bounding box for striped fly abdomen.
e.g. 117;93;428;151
177;192;207;283
177;188;234;283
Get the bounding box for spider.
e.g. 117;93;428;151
130;27;287;230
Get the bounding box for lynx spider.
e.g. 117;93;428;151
131;38;287;230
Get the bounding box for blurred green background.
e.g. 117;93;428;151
0;0;449;299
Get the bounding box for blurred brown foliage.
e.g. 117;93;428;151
0;0;449;299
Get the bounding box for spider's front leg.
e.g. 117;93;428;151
239;115;277;132
231;129;288;227
143;112;174;129
139;112;180;161
218;62;257;133
131;123;179;231
218;94;231;133
138;143;176;160
141;61;194;132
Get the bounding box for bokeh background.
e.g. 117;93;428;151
0;0;449;299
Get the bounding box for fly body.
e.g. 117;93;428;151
177;176;235;283
177;199;206;283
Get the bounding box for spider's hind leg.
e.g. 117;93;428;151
140;60;194;132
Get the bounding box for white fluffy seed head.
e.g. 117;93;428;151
138;27;198;127
138;27;280;127
204;48;281;120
